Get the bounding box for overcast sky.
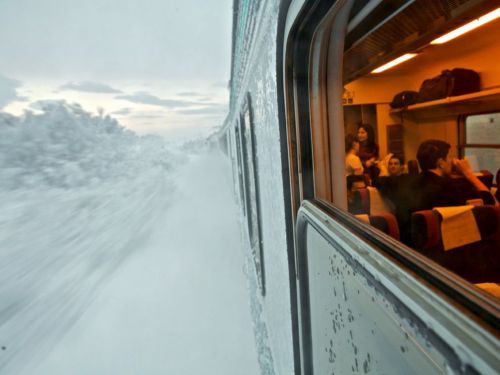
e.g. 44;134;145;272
0;0;232;140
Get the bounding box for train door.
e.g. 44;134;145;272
284;1;499;374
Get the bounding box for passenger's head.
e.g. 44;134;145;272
346;174;366;192
345;134;359;153
357;123;375;145
416;140;451;174
388;154;404;176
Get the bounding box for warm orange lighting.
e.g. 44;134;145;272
431;8;500;45
371;53;417;74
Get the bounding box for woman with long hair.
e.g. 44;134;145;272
357;123;379;180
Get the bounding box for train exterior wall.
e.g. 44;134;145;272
225;0;295;374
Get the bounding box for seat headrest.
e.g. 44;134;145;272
411;206;500;249
370;212;400;240
355;212;400;240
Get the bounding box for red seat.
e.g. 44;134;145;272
411;206;500;283
356;213;400;240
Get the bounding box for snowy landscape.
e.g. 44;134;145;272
0;103;259;374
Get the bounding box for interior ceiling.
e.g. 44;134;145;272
343;0;499;83
375;17;499;77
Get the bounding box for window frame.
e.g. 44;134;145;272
239;93;266;296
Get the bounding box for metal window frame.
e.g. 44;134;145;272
240;93;266;296
296;199;500;374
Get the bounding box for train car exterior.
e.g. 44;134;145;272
220;1;499;374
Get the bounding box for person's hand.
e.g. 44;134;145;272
453;158;474;177
366;157;376;167
453;158;489;193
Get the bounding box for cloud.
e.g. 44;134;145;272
116;91;196;108
176;104;227;116
0;74;22;108
111;108;133;116
29;99;67;111
16;95;29;102
60;81;122;93
176;91;200;97
131;113;165;119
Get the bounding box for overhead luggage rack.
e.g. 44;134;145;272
390;87;500;117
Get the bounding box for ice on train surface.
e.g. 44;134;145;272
0;102;185;373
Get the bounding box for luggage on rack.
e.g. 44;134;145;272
417;68;480;103
390;91;419;109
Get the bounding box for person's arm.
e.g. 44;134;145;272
454;159;488;192
454;158;496;205
352;155;364;175
346;154;364;175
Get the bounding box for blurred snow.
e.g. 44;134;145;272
0;103;258;374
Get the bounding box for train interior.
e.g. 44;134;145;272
336;4;500;298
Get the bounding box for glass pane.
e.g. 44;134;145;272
465;113;500;145
305;226;445;374
464;147;500;174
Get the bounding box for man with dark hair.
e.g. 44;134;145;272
346;174;366;213
347;174;366;192
373;156;416;244
416;139;495;208
415;139;450;172
387;154;404;177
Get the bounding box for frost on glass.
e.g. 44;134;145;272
306;227;449;375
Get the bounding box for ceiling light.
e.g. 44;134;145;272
371;53;418;74
431;8;500;45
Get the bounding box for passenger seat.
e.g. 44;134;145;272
411;206;500;283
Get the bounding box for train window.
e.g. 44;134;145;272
288;2;500;373
460;112;500;175
300;0;500;300
240;94;265;295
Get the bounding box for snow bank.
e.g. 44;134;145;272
0;102;184;373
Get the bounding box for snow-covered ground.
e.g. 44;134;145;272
0;103;259;374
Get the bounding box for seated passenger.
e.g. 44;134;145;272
347;174;366;212
387;154;405;177
379;154;405;177
373;157;416;245
415;140;496;209
345;134;363;176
